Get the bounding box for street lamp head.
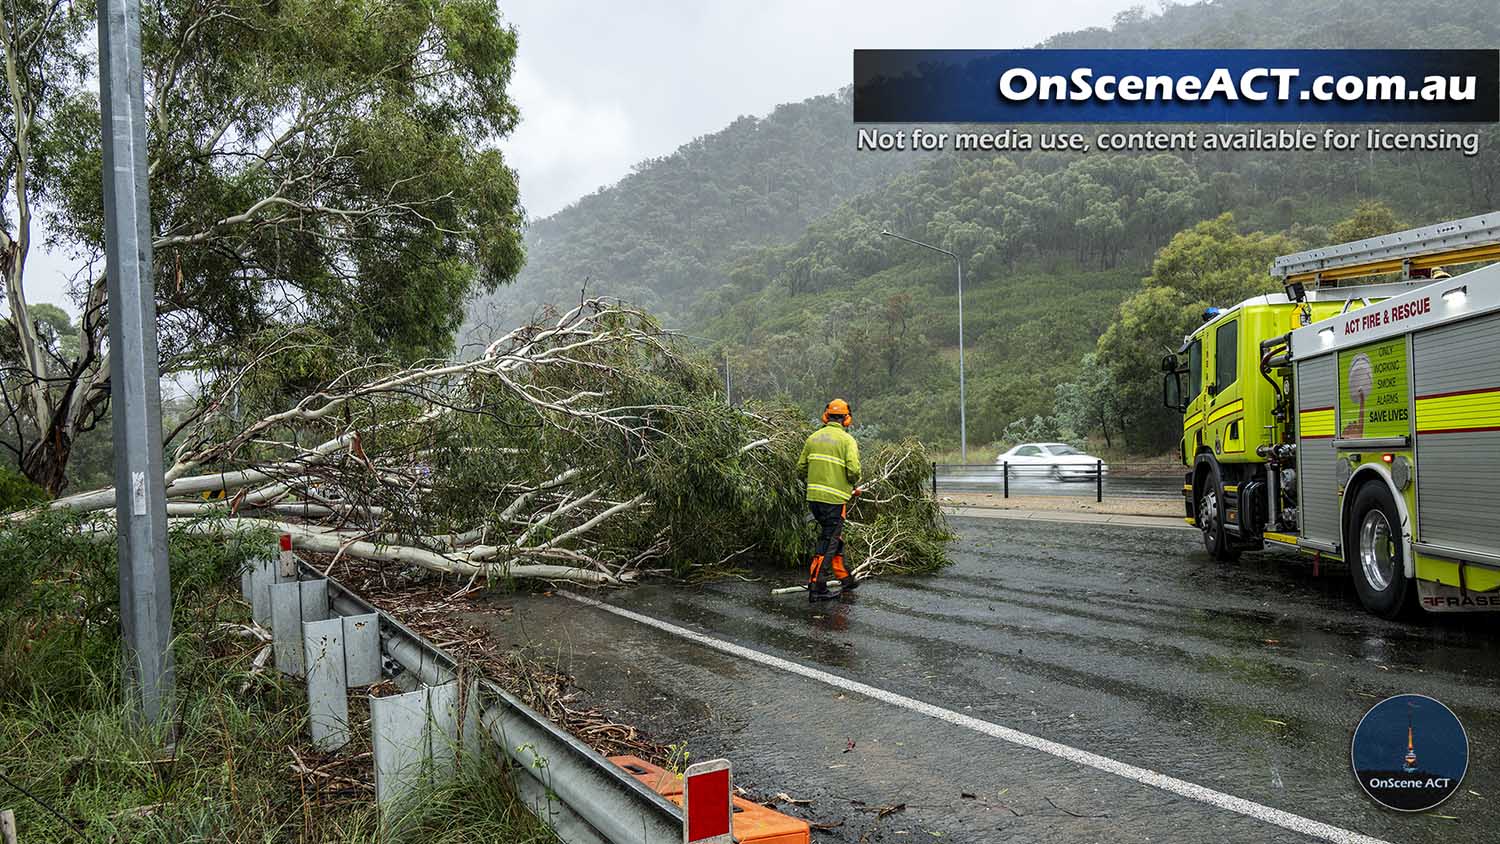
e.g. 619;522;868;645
880;229;891;236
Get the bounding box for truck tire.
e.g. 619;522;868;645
1198;461;1240;562
1347;482;1411;619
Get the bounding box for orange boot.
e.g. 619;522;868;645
808;554;832;601
831;554;856;590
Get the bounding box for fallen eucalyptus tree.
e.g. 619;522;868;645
26;301;948;585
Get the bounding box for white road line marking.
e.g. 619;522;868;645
561;591;1394;844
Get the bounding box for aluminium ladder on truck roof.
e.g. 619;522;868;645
1272;210;1500;286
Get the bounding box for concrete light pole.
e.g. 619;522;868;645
881;230;967;463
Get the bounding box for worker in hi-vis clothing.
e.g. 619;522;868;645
797;398;862;599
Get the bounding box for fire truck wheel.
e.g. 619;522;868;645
1198;462;1240;562
1348;482;1411;619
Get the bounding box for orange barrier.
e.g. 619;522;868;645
722;796;811;844
607;756;810;844
607;754;682;796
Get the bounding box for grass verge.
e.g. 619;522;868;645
0;511;554;842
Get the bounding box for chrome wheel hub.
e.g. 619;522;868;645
1200;490;1219;541
1359;510;1397;592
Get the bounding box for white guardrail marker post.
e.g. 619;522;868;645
682;759;733;844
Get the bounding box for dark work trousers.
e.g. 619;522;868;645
808;501;847;583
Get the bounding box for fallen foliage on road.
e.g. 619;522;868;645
26;300;949;586
335;554;664;761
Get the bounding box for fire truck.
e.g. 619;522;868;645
1162;211;1500;618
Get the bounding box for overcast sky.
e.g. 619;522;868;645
28;0;1142;313
498;0;1144;219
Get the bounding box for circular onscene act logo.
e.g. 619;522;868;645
1352;694;1468;812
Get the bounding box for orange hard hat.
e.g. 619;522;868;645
822;398;852;427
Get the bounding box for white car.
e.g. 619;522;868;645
995;442;1107;481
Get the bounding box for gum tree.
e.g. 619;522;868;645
0;0;525;493
25;301;951;585
1096;213;1298;451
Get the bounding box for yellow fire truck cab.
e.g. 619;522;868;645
1163;212;1500;618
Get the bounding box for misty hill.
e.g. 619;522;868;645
1043;0;1494;50
468;0;1498;453
462;90;928;335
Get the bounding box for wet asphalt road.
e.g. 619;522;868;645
469;516;1500;843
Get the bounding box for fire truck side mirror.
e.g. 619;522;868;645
1162;371;1185;412
1160;354;1178;373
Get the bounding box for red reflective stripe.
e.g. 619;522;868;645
686;768;731;841
1416;386;1500;400
1418;425;1500;435
1301;405;1334;413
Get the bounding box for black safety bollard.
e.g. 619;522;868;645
1096;460;1103;503
931;461;937;498
1003;461;1009;498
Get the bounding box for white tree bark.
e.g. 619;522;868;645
19;303;751;584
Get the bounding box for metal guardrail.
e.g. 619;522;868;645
305;561;682;844
931;462;1182;501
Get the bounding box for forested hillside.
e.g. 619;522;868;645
461;91;927;333
467;0;1499;455
706;141;1496;453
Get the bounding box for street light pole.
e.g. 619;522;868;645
99;0;173;724
882;230;967;463
671;331;731;404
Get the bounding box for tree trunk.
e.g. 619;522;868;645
21;430;72;497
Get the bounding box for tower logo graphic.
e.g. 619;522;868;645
1352;694;1468;812
1403;713;1419;774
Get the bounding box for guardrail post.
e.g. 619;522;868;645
303;617;350;750
241;553;287;627
931;461;937;497
312;563;686;843
1003;462;1009;498
371;686;431;806
342;614;382;686
370;683;469;813
269;579;328;677
1096;460;1104;503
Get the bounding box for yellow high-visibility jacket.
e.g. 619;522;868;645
797;422;861;504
